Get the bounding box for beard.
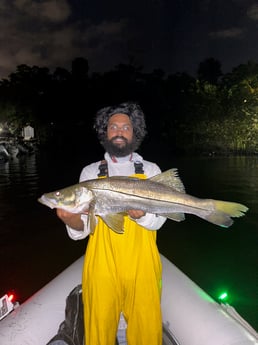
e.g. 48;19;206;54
102;135;139;157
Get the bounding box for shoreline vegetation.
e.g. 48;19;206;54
0;58;257;156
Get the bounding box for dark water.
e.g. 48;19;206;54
0;153;257;330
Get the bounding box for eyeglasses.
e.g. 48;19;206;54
108;124;132;132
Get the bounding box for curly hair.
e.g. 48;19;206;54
93;101;147;148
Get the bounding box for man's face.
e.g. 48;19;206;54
104;114;135;157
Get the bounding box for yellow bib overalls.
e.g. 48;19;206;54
82;167;162;345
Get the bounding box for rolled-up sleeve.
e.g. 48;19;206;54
66;215;91;240
135;213;167;230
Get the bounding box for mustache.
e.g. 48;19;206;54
111;136;128;143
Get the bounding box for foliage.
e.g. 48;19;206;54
0;58;257;154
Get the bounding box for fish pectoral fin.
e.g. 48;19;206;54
162;213;185;222
87;202;97;234
150;169;186;193
87;210;97;234
101;213;125;234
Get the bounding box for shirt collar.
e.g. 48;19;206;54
104;152;143;163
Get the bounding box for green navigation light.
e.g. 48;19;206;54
218;291;228;301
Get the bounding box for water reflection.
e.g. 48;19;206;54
0;155;39;195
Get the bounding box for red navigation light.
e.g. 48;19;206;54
8;293;15;302
8;294;14;301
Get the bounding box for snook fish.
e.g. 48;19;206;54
38;169;248;234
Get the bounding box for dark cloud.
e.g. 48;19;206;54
209;28;245;39
0;0;257;78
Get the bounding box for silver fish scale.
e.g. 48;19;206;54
82;177;188;203
38;170;248;230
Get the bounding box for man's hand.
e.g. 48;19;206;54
127;209;146;219
56;208;73;219
56;209;84;231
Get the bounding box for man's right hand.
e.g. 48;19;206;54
56;209;84;231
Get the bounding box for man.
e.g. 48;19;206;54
56;102;166;345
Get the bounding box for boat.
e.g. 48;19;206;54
0;254;257;345
0;139;33;161
0;124;38;159
0;143;10;162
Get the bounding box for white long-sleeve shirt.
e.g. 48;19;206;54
67;152;167;240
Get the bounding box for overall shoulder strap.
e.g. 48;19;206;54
134;161;144;174
98;160;108;177
98;159;145;177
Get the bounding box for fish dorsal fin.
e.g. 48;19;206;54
101;213;125;234
150;169;185;193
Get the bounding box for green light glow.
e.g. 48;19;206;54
218;292;228;301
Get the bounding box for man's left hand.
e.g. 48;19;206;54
127;209;146;219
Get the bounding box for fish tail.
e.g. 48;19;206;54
213;200;248;217
205;201;248;228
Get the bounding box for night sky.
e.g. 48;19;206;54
0;0;258;78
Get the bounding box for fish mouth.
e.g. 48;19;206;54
38;195;56;209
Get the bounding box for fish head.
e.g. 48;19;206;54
38;185;94;213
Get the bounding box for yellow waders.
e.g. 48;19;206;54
82;174;162;345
